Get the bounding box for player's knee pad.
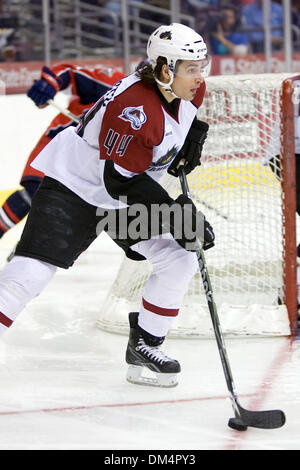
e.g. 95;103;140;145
132;235;199;288
0;256;57;307
155;247;198;288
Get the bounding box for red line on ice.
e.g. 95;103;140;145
0;393;254;417
223;337;293;450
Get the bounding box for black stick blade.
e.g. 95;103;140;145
238;404;286;429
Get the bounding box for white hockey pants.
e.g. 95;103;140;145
0;235;198;339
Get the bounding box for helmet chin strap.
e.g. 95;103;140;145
155;70;179;99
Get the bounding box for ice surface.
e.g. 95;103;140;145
0;94;299;450
0;235;299;450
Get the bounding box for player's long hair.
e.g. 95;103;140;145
136;57;182;84
136;57;166;84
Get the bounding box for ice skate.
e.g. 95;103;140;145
125;312;181;388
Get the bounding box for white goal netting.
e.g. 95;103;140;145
97;74;298;338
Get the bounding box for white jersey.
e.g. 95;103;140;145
32;73;206;208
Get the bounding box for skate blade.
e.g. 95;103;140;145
126;365;178;388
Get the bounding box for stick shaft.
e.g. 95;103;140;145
178;167;286;429
47;99;80;123
178;166;241;418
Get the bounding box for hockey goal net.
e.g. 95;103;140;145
97;73;299;338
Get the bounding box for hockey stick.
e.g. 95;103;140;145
192;196;230;221
178;166;286;431
47;99;80;123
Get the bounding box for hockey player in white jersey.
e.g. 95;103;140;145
0;23;214;387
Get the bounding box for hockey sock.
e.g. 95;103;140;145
0;256;57;335
130;235;199;337
0;181;40;237
138;298;178;337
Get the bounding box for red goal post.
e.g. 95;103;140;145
97;73;299;338
281;76;298;335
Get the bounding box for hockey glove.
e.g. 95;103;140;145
168;119;209;177
27;66;62;107
168;194;215;251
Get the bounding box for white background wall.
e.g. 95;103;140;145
0;93;69;189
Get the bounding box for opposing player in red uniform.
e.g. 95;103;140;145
0;23;214;387
0;63;124;238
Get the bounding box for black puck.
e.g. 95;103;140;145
228;417;248;431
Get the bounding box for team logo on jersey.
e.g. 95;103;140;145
118;106;147;130
150;145;179;171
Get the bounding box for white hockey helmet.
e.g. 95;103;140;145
147;23;208;72
147;23;209;96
